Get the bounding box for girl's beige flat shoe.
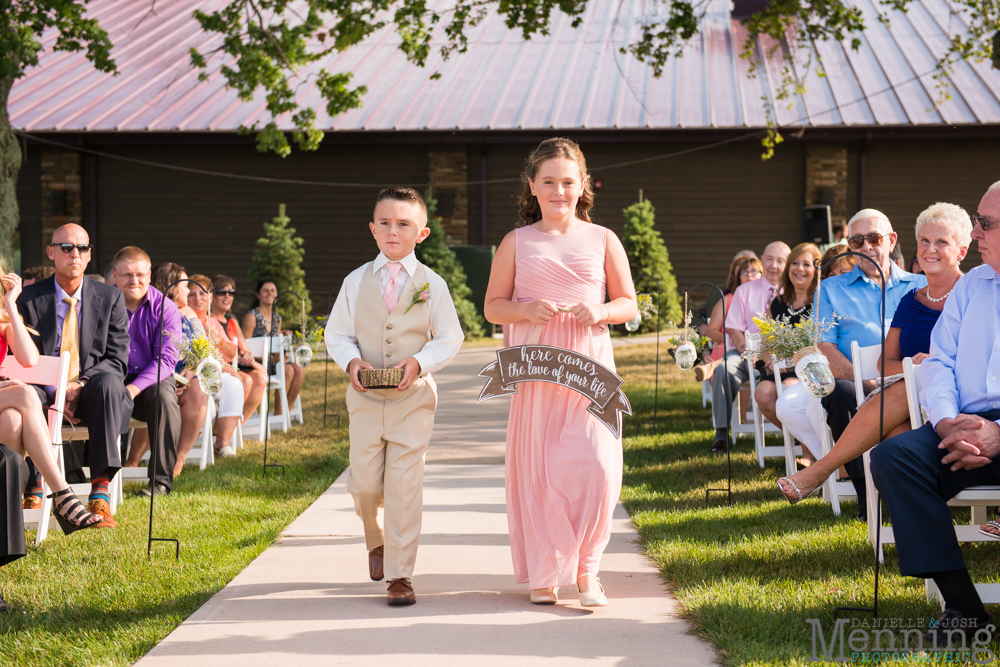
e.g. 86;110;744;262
529;587;558;605
577;578;608;607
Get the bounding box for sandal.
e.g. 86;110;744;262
980;520;1000;540
47;488;103;535
777;477;820;505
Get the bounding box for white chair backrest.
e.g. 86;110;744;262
0;351;70;443
773;359;787;397
902;357;925;430
745;332;760;353
244;336;277;360
850;341;882;405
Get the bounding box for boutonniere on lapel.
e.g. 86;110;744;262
404;282;430;314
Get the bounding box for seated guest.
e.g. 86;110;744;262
694;249;757;337
241;278;304;417
0;444;29;613
819;244;855;279
112;247;182;497
777;203;970;501
17;224;131;526
820;223;847;252
125;263;210;476
211;275;267;424
752;243;821;457
712;242;790;452
21;265;54;287
869;183;1000;643
910;251;922;275
0;270;103;535
778;210;926;519
700;256;762;380
185;275;246;457
890;241;906;270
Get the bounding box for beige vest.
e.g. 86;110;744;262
356;262;431;369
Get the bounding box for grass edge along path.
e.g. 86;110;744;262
0;363;350;667
615;343;1000;666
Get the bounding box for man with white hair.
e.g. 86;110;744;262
870;182;1000;644
710;242;790;452
813;209;926;517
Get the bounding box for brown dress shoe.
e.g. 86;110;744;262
22;496;41;510
86;499;118;529
387;578;415;605
369;545;384;581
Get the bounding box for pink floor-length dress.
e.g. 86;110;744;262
505;223;624;589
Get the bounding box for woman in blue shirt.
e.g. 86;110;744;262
779;203;971;503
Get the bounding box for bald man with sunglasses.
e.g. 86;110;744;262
16;224;132;528
814;210;926;519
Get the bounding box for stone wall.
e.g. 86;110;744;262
427;149;468;245
804;143;848;228
40;150;82;263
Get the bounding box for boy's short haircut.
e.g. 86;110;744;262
22;265;55;281
374;187;428;219
112;246;151;270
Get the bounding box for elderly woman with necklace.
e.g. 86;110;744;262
778;202;971;503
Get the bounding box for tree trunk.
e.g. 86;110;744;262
0;74;21;271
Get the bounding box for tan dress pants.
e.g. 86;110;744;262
345;376;437;581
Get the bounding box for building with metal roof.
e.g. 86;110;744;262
11;0;1000;301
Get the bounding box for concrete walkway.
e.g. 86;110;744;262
136;346;715;666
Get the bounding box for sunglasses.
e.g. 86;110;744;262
972;213;1000;232
847;233;885;249
215;289;236;297
49;243;92;254
740;269;761;277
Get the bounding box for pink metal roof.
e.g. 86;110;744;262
12;0;1000;132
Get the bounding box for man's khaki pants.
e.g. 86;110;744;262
345;376;437;581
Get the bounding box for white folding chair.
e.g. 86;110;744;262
771;359;802;477
283;334;305;426
744;333;784;468
806;345;862;517
898;357;1000;606
701;380;712;409
242;336;289;436
4;352;70;544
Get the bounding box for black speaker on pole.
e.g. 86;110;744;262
803;205;832;245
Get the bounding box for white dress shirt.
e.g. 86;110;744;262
325;252;464;376
921;264;1000;427
54;279;83;354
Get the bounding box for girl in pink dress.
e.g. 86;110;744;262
484;138;638;606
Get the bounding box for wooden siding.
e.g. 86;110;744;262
15;148;43;269
864;139;1000;271
93;143;427;314
474;140;806;292
16;135;1000;316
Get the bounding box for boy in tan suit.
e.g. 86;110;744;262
326;187;464;605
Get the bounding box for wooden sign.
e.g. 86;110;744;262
477;344;632;438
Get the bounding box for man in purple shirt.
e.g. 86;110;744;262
708;241;790;452
112;246;182;496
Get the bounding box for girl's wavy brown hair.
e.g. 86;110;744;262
516;138;595;227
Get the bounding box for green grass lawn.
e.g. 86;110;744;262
617;343;1000;665
0;362;351;667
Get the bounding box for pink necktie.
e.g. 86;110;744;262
383;262;402;313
